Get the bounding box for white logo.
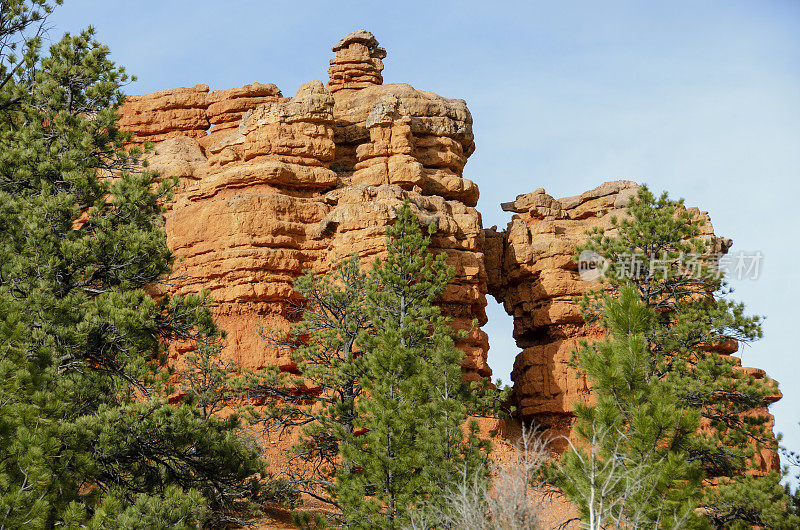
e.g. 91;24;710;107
578;250;607;281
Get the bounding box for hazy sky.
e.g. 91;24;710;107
48;1;800;470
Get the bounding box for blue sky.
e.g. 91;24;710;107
49;0;800;470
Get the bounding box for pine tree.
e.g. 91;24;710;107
246;256;371;508
177;321;240;420
560;186;798;527
0;2;273;526
337;201;490;529
551;287;702;528
248;210;504;523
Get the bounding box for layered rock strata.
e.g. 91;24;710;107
120;30;490;380
202;82;283;150
119;84;210;144
484;181;779;471
327;29;386;93
118;29;779;471
484;181;729;420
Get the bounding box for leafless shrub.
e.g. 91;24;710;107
552;422;693;530
408;425;551;529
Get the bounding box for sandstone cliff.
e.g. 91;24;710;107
121;30;489;382
483;182;779;471
118;29;779;473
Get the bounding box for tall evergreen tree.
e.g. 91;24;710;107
558;186;797;527
249;209;505;524
0;2;273;526
337;202;490;529
551;287;702;529
246;256;371;509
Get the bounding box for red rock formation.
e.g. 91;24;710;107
327;29;386;93
484;181;780;471
486;181;642;422
118;84;210;144
119;32;490;381
202;82;283;150
117;30;778;473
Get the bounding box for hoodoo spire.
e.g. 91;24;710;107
327;29;386;93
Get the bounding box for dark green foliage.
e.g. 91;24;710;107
61;485;208;530
246;256;371;508
576;187;771;469
783;483;800;522
701;473;797;529
0;2;271;526
292;509;330;529
336;202;491;528
249;202;501;525
177;326;241;420
68;401;265;510
550;287;702;528
556;186;797;527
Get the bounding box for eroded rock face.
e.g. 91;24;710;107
118;30;778;471
202;82;283;150
485;181;779;471
487;183;678;416
335;86;478;206
119;84;210;144
328;29;386;94
119;33;490;381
